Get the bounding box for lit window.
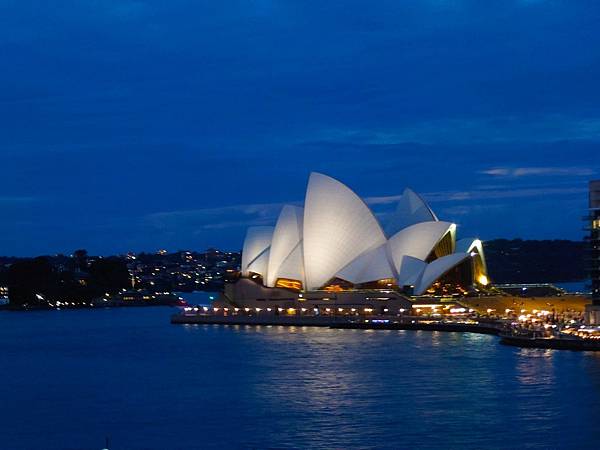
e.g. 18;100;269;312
275;278;303;291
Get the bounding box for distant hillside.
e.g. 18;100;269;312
484;239;586;284
0;240;588;289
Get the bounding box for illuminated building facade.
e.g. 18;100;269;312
0;285;8;305
585;180;600;324
232;173;488;306
589;180;600;301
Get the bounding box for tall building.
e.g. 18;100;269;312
585;180;600;324
589;180;600;302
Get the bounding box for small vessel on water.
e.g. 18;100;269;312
500;326;600;351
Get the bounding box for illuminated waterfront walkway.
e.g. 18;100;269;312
171;310;600;351
171;310;503;334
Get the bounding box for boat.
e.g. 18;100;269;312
499;332;600;351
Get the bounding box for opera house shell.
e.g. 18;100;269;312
240;172;488;297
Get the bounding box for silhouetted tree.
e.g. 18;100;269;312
88;257;130;295
7;257;56;307
0;265;9;286
73;249;89;270
485;239;586;283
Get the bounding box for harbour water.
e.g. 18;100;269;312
1;307;600;449
175;290;219;305
554;280;590;293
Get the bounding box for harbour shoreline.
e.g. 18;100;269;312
171;312;502;334
171;312;600;351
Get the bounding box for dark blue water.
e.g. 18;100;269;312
1;307;600;450
554;280;589;294
175;291;218;306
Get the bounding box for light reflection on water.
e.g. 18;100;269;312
2;307;600;449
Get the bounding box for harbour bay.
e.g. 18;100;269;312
1;307;599;449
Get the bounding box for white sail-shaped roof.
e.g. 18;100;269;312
336;243;396;285
456;237;480;253
414;252;471;295
396;255;427;286
246;247;270;278
237;173;487;295
241;226;274;276
266;205;304;287
384;188;438;237
388;221;455;275
456;237;487;277
274;241;305;284
303;172;387;290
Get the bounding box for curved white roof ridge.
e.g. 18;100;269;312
414;252;471;295
409;188;438;222
303;172;387;290
246;246;270;278
388;221;456;274
336;243;396;285
456;237;487;275
275;240;305;285
456;237;477;253
266;205;304;287
396;255;427;287
241;226;274;276
384;188;438;237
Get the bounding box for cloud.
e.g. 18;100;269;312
109;1;149;19
425;186;588;202
440;203;510;217
363;194;403;205
145;201;292;231
314;115;600;147
480;166;595;177
152;184;587;232
364;186;587;206
0;196;38;204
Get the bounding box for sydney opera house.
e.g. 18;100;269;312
221;173;488;313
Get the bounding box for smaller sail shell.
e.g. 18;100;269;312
246;247;270;278
241;226;274;276
414;253;471;295
384;188;438;237
336;244;396;285
266;205;304;287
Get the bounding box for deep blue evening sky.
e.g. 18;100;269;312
1;1;599;256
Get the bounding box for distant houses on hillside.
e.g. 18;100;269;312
0;240;589;308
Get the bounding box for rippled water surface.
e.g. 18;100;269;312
1;307;600;450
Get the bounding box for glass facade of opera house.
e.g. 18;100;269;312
219;172;489;312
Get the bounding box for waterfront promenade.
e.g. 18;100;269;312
171;305;600;351
171;311;503;335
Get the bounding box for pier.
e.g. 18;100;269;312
171;311;600;351
171;312;503;335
